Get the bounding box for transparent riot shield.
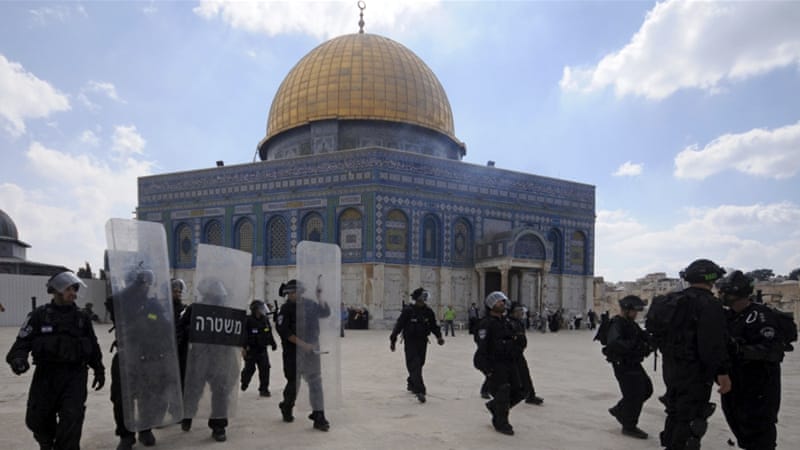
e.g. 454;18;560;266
183;244;251;421
296;241;342;411
105;218;183;432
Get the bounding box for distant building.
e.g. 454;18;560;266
136;30;596;327
0;209;68;276
0;209;106;327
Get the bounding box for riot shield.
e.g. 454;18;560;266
296;241;342;411
183;244;250;421
105;218;183;432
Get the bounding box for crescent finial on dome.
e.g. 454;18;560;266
358;1;366;34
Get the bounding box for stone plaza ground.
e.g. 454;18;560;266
1;324;797;450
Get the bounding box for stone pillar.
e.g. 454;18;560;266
440;266;453;309
372;263;384;320
476;268;486;301
500;264;510;296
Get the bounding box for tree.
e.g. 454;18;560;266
789;268;800;281
746;269;774;282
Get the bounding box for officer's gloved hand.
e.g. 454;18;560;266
390;340;396;352
10;358;29;375
271;343;278;351
92;370;105;391
437;337;445;346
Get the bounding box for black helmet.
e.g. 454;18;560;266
716;270;754;298
411;287;430;302
619;295;645;311
279;279;300;297
680;259;726;284
250;300;267;314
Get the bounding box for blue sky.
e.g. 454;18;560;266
1;0;798;282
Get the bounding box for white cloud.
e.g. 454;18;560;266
0;53;71;137
193;0;440;39
112;125;146;158
77;81;125;111
595;203;800;282
79;130;100;147
612;161;643;177
142;2;158;15
560;1;800;100
86;80;125;103
674;120;800;180
1;137;154;272
28;5;88;25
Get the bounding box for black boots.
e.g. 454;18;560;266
279;402;294;422
309;410;330;431
181;418;192;431
138;430;156;446
622;426;648;439
116;435;135;450
525;394;544;405
211;427;227;442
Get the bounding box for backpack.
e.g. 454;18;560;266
593;312;611;345
773;309;798;352
645;291;688;353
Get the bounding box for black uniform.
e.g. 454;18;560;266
173;297;187;384
604;315;653;429
390;303;443;395
6;302;105;450
658;287;730;450
177;303;237;433
474;314;525;433
722;302;786;450
241;314;277;395
509;314;540;402
276;298;331;412
108;284;174;442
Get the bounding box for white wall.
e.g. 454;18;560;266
0;274;107;327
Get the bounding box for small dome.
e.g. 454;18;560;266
264;33;456;143
0;209;19;240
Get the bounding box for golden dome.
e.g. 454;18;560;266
265;33;456;142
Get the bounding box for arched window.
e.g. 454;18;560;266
385;209;408;260
234;218;254;254
175;223;193;265
548;228;562;270
514;233;545;259
267;216;288;261
302;212;323;242
452;218;472;265
339;208;363;259
204;220;223;246
421;214;439;261
569;231;586;273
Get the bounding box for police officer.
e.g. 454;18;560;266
509;302;544;405
241;300;278;397
171;278;188;384
108;269;173;449
604;295;653;439
6;270;105;450
656;259;731;450
389;287;445;403
474;291;524;435
276;279;332;431
718;270;790;450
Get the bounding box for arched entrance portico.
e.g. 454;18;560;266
474;228;551;314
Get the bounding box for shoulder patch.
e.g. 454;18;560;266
478;329;487;340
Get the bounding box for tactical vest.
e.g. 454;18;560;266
31;305;94;365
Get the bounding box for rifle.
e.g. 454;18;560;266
653;348;659;372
